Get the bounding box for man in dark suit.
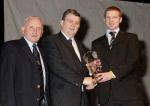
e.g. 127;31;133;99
41;9;96;106
0;16;49;106
92;6;145;106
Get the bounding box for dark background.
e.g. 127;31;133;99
122;0;150;3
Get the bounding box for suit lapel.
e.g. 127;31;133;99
101;31;124;50
19;37;38;68
111;31;124;48
58;32;81;62
101;35;110;50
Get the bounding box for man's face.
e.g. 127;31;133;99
104;10;122;30
60;13;80;38
22;17;43;43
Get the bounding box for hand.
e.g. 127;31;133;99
83;77;97;90
86;78;97;90
95;71;113;83
86;82;97;90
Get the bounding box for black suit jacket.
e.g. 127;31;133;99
0;37;50;106
92;31;144;105
41;32;89;106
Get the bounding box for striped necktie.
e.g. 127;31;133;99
109;32;116;49
32;44;44;101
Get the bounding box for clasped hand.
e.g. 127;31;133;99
83;77;97;90
86;59;113;84
94;71;113;83
83;59;101;90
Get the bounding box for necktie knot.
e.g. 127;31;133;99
68;39;72;44
109;31;115;40
32;43;37;48
32;44;39;57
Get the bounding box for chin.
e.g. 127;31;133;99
69;33;76;37
109;27;116;30
33;39;39;43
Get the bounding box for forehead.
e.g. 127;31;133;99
106;10;120;16
65;13;80;21
24;18;43;27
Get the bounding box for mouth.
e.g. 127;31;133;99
31;34;38;37
69;28;75;31
109;23;114;26
31;36;39;39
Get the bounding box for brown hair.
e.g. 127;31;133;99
62;9;80;20
104;6;122;18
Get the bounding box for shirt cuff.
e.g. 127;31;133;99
110;71;116;78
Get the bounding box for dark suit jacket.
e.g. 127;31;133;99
92;31;144;105
41;32;89;106
0;37;50;106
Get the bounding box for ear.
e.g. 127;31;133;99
104;18;106;23
60;20;64;27
119;17;122;23
21;27;25;34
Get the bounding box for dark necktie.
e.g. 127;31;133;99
32;44;44;101
109;32;116;49
68;39;81;61
68;39;72;45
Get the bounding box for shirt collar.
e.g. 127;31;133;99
106;28;120;38
24;36;37;52
61;31;74;41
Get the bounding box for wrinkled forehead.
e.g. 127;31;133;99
23;16;43;27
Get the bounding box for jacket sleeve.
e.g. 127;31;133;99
0;44;17;106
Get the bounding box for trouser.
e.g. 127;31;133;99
80;91;89;106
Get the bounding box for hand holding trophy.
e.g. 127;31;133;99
83;51;102;78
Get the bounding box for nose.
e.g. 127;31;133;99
71;22;76;27
109;17;114;22
33;28;38;34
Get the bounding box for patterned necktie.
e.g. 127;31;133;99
32;44;44;101
109;32;116;49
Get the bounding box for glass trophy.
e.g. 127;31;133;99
83;51;102;77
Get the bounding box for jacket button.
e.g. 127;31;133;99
37;98;40;101
37;84;41;88
75;83;79;86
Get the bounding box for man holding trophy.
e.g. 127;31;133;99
92;6;144;106
41;9;99;106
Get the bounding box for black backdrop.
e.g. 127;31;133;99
122;0;150;3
